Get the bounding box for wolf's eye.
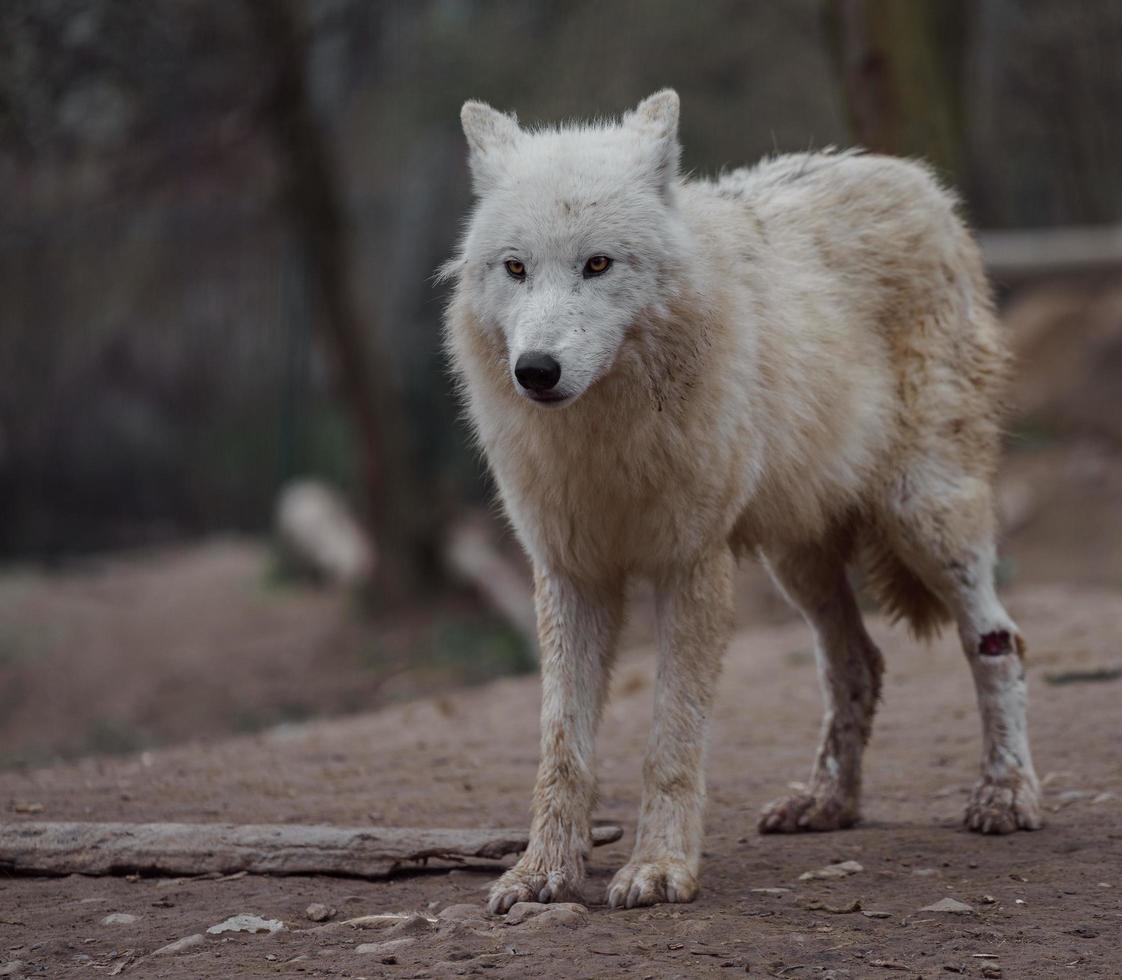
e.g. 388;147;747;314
583;255;612;277
504;259;526;280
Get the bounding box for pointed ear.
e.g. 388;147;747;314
460;100;521;195
624;89;681;197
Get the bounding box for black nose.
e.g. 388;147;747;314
514;352;561;393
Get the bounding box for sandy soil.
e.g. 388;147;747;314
2;582;1120;979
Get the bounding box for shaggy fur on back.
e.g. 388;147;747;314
445;143;1006;609
442;91;1039;915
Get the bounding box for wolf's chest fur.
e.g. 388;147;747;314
471;340;752;580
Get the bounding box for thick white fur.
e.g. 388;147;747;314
442;90;1040;913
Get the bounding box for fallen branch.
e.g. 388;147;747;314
444;516;537;653
0;822;622;879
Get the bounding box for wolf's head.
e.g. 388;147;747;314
446;90;687;408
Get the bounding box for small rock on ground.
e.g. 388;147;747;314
153;934;205;956
304;903;335;922
438;903;489;923
919;898;974;914
0;963;27;977
505;902;588;928
385;913;439;938
799;860;864;881
101;913;138;925
207;914;286;935
355;937;416;956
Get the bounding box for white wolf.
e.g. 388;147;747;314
441;90;1040;913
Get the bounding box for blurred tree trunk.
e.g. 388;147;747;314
830;0;967;181
248;0;431;602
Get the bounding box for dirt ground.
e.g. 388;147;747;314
0;540;541;768
2;582;1120;979
0;537;799;770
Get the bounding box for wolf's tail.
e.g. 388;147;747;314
857;533;951;642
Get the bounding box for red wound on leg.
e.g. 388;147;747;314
979;630;1012;656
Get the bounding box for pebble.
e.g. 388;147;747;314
153;934;205;956
507;903;588;929
861;910;892;919
304;903;335;922
101;913;138;925
207;914;286;935
355;937;415;956
800;898;861;914
341;913;411;929
918;898;974;914
438;903;488;923
1057;790;1093;804
750;887;791;895
386;914;439;938
504;902;546;925
798;860;863;881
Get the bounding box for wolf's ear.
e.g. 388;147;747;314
624;89;681;198
460;100;521;195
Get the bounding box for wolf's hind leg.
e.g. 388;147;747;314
487;570;623;914
882;472;1041;833
607;548;734;909
758;541;884;833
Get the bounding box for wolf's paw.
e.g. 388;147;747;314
606;858;698;909
758;788;858;834
487;861;582;915
964;777;1043;834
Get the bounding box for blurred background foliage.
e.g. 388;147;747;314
1;0;1121;765
4;0;1120;562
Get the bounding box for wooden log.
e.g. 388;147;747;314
0;822;623;879
979;224;1122;281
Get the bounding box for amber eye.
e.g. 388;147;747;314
504;259;526;279
583;255;612;277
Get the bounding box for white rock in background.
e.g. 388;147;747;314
206;914;286;935
275;479;375;586
101;913;138;925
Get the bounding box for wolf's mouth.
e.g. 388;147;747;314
525;391;572;407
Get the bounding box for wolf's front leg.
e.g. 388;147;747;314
488;569;623;914
608;548;734;909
